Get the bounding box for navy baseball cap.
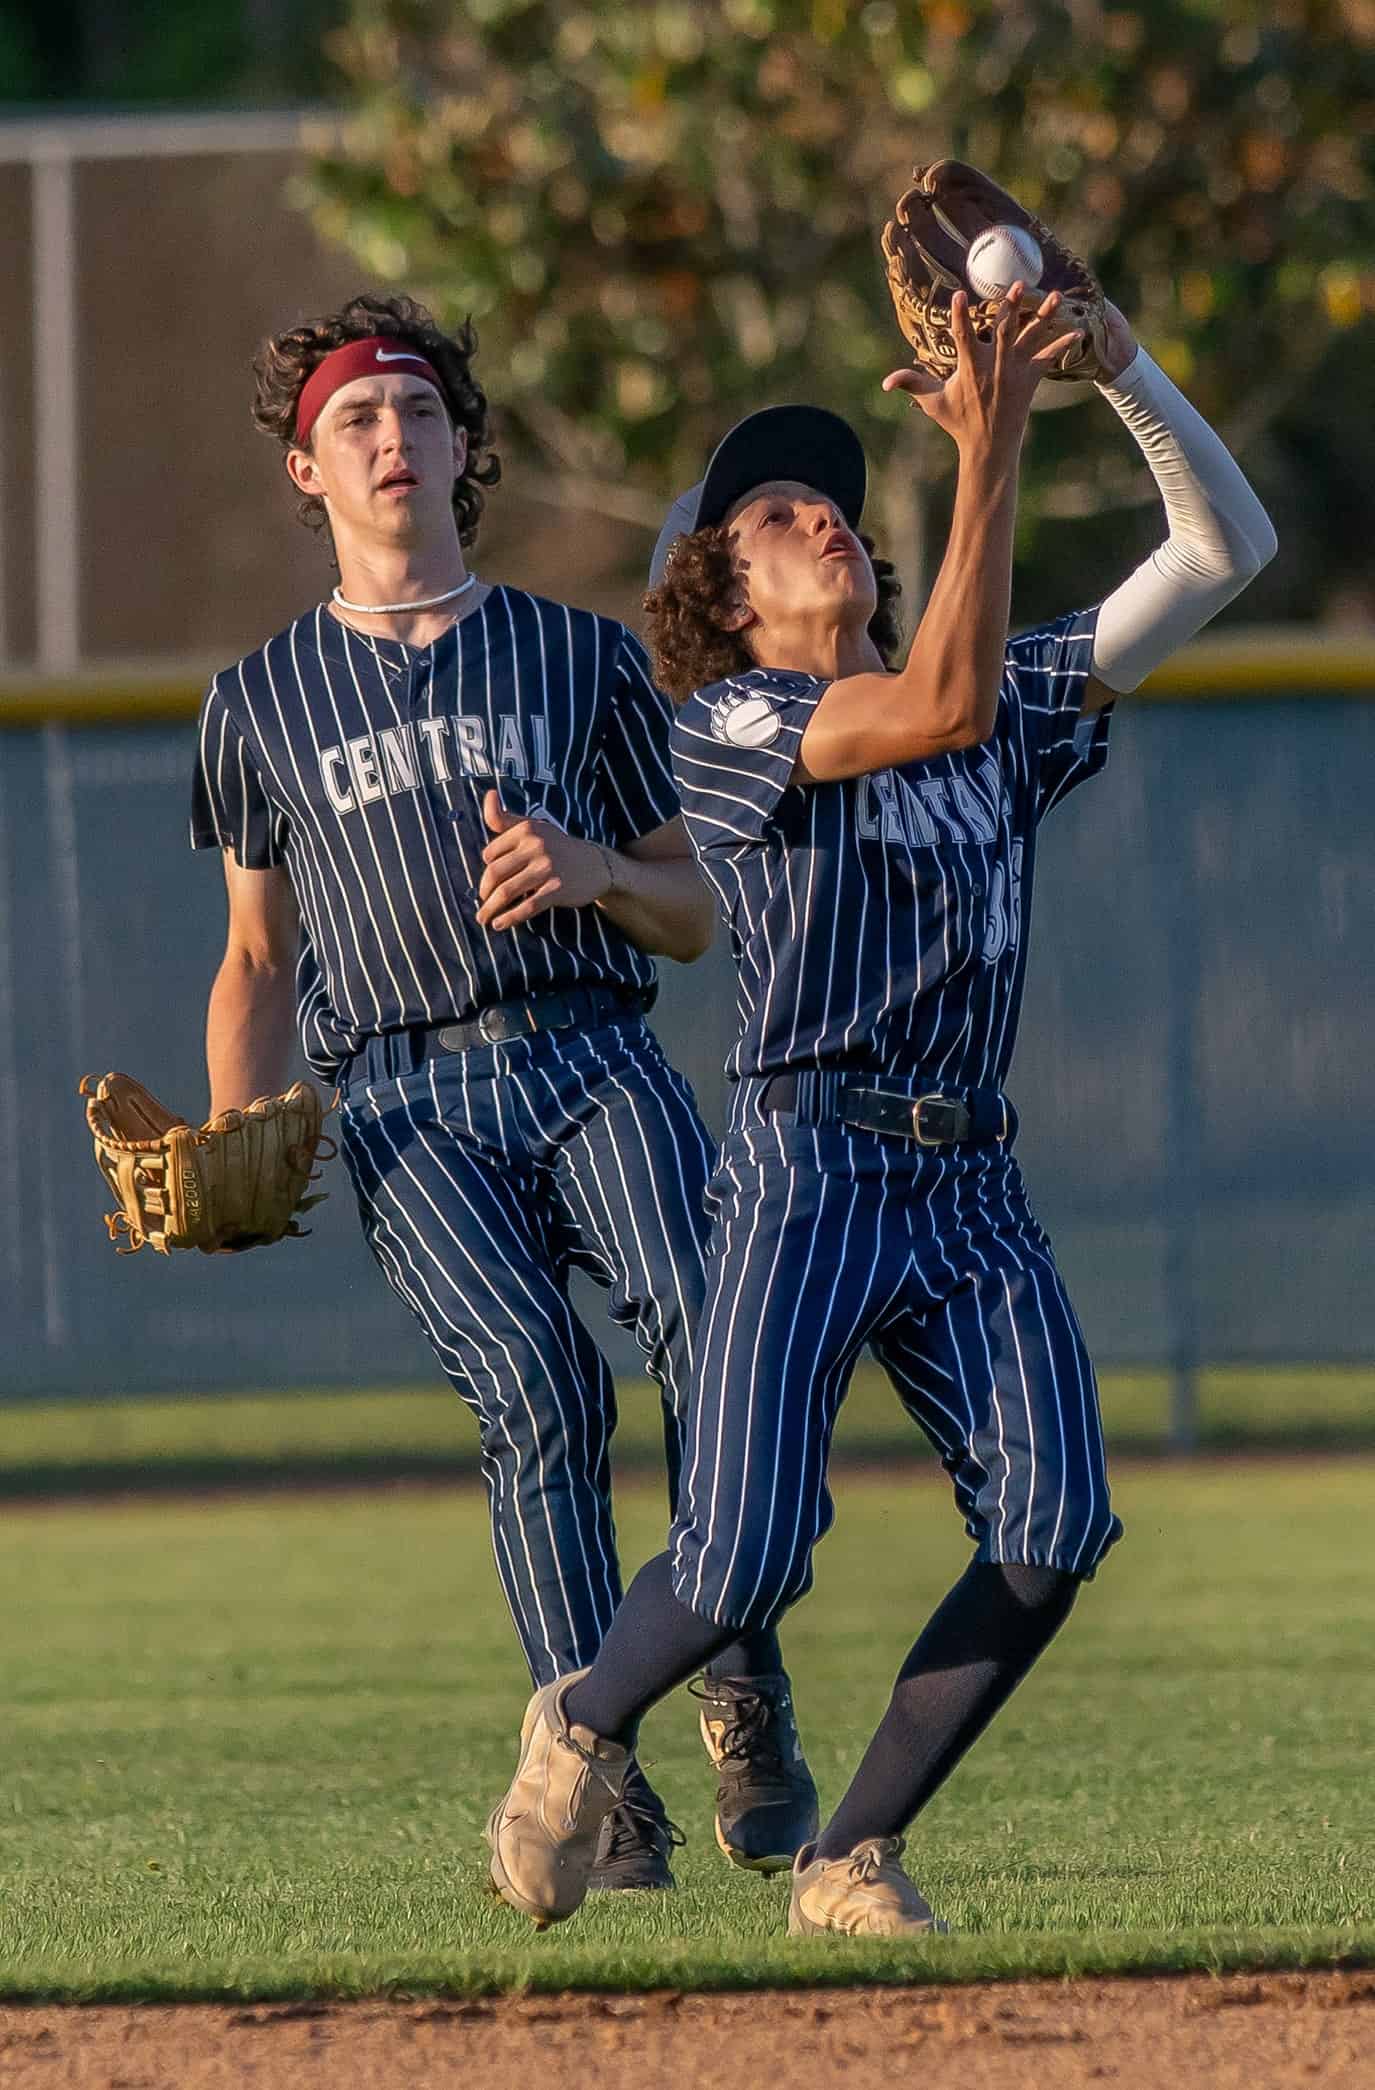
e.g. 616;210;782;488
648;404;867;588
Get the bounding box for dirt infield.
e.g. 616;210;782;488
4;1972;1374;2089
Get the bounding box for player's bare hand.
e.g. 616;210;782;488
477;789;613;930
882;287;1083;459
1097;300;1139;383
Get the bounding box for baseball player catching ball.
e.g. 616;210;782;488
190;293;820;1891
485;282;1276;1932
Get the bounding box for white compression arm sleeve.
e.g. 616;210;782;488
1090;349;1278;693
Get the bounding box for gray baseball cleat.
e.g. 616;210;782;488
485;1669;629;1928
693;1671;820;1873
788;1835;951;1937
588;1759;685;1892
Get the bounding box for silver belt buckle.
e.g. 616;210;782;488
911;1092;968;1145
912;1091;945;1145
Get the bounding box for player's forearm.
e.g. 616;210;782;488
927;447;1019;684
206;950;297;1114
594;850;715;963
797;447;1020;783
885;444;1021;756
1090;351;1278;693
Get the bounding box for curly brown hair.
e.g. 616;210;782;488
252;292;500;546
643;525;903;703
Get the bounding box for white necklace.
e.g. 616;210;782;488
332;573;478;616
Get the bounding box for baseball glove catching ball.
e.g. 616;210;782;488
80;1072;333;1255
882;159;1111;383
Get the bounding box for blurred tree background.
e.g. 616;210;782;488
13;0;1368;622
302;0;1375;623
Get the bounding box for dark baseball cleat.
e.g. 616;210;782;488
587;1759;685;1892
692;1671;820;1873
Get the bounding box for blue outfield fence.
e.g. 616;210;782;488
2;651;1373;1438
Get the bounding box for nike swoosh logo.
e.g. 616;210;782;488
375;348;429;364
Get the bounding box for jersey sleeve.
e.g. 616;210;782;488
669;670;827;857
189;678;288;868
294;936;341;1084
595;627;684;845
1001;608;1112;820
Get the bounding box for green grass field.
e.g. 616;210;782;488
5;1362;1375;1499
2;1459;1372;2000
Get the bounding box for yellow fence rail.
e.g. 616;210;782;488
1;628;1374;725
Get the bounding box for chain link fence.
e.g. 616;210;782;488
3;675;1372;1447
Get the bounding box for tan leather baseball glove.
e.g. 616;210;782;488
80;1072;333;1255
882;159;1111;383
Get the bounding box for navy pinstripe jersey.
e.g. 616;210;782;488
190;587;680;1080
669;609;1110;1090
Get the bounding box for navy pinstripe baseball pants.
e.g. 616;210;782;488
671;1110;1122;1634
337;1017;713;1687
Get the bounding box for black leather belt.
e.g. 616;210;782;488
759;1073;1009;1146
435;984;648;1052
343;986;650;1088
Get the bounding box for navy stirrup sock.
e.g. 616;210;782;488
814;1562;1080;1862
564;1554;735;1746
707;1625;783;1681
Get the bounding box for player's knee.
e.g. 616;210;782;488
727;1533;818;1633
1069;1502;1124;1580
995;1562;1081;1646
672;1533;813;1637
1000;1561;1078;1606
993;1504;1122;1586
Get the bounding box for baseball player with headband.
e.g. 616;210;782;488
189;293;821;1892
485;267;1275;1931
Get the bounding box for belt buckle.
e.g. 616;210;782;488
912;1092;960;1146
477;1006;521;1045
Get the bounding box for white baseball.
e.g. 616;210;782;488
966;224;1044;300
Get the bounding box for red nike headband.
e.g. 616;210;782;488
293;337;445;447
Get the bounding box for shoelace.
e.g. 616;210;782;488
600;1793;687;1863
553;1721;625;1803
689;1677;788;1776
847;1838;903;1888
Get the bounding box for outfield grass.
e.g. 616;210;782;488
4;1362;1375;1498
1;1461;1372;1999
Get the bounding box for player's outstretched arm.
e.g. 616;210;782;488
1083;303;1277;711
797;286;1082;785
206;856;300;1114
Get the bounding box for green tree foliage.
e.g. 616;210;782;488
1;0;346;107
307;0;1375;606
